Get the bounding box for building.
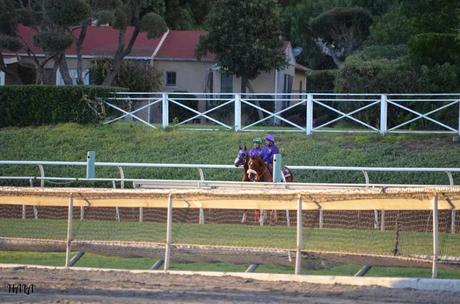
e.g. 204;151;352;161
2;25;307;95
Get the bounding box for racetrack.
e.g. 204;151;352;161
1;266;459;303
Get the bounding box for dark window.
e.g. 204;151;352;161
220;73;233;93
166;71;176;86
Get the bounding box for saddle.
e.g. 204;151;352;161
267;164;291;180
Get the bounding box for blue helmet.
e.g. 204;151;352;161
265;134;275;143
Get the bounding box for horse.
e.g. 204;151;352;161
234;145;293;224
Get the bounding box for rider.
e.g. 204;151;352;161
263;134;279;164
249;137;265;159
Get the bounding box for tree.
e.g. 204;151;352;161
98;0;168;86
0;0;23;83
401;0;460;34
367;4;417;46
310;7;373;66
90;57;162;91
7;0;92;85
197;0;286;93
281;0;335;69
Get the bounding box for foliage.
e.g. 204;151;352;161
417;63;460;93
96;0;168;86
197;0;286;92
408;33;460;66
335;56;418;93
401;0;460;34
367;4;417;45
0;34;22;52
0;85;123;127
280;0;335;69
310;7;373;66
306;69;337;92
90;58;162;91
352;45;407;61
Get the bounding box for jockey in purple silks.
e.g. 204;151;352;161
263;134;280;165
249;137;265;159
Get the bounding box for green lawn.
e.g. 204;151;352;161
0;122;459;185
1;251;460;279
1;218;459;258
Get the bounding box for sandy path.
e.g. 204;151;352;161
1;267;459;303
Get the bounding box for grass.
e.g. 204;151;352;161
1;122;460;277
1;218;459;257
1;251;460;279
0;122;459;185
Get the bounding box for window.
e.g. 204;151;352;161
0;71;4;86
166;71;176;87
220;73;233;93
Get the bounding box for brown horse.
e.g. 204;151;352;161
234;145;293;224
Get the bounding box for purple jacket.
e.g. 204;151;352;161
263;144;280;164
249;147;265;159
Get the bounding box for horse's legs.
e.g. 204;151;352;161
254;210;260;223
241;210;247;223
270;210;278;225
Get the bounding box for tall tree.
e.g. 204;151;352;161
197;0;286;93
100;0;168;86
310;7;373;66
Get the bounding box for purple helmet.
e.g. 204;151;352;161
265;134;275;143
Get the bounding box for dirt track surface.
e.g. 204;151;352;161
1;267;460;303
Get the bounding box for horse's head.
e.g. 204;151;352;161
247;155;265;181
234;145;248;167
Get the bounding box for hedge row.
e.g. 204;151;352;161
0;85;124;127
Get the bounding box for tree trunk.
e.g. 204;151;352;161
57;54;73;85
76;19;90;85
102;27;140;86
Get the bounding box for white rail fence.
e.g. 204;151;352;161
1;160;458;233
103;92;460;135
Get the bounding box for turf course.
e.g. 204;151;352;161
1;218;459;257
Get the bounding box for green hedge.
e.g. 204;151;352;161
0;85;124;127
408;33;460;66
306;69;337;92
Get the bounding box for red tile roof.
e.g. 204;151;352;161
13;25;214;60
155;30;215;61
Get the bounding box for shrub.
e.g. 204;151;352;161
352;44;407;61
90;58;162;91
0;85;124;127
408;33;460;66
417;63;460;93
335;56;418;93
306;69;337;92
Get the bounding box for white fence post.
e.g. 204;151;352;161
380;210;385;231
319;209;323;229
65;194;74;268
162;93;169;128
234;93;241;131
452;210;456;234
295;195;303;275
164;194;173;271
432;194;439;278
458;99;460;135
380;94;388;135
306;94;313;135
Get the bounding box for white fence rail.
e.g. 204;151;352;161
0;160;459;187
103;92;460;135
